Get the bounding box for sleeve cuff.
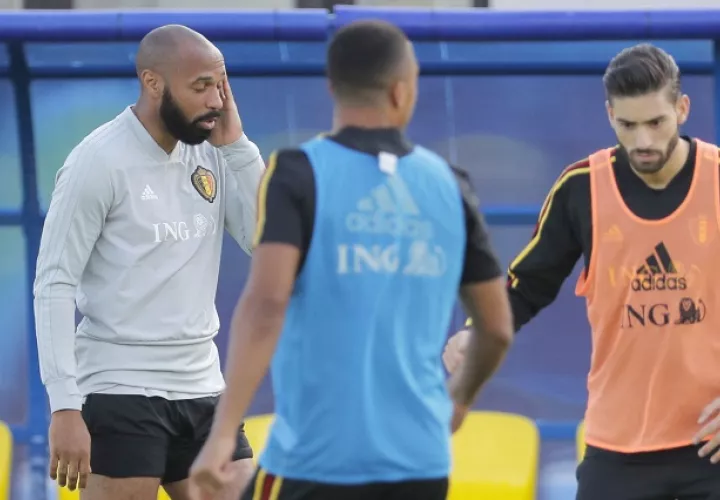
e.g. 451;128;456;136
46;378;83;413
219;134;261;171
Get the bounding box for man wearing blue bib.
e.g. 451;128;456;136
189;19;514;500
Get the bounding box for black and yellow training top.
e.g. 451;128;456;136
467;136;705;331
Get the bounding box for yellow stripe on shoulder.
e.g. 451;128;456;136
506;158;591;286
533;158;586;217
252;151;279;248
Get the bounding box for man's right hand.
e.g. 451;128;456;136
49;410;91;491
442;328;471;375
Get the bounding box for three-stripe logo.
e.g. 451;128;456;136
632;242;687;292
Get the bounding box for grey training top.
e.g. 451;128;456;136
33;106;265;413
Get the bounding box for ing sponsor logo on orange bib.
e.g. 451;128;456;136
608;241;706;328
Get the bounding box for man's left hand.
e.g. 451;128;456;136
209;78;244;147
693;397;720;462
442;329;470;375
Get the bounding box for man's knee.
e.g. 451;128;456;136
80;474;161;500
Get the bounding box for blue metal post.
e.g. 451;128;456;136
8;41;48;500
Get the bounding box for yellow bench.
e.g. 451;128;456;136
58;484;170;499
577;420;586;462
0;421;12;500
448;411;539;500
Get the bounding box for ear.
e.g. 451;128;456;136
677;94;690;125
390;80;406;110
140;69;163;98
605;99;614;124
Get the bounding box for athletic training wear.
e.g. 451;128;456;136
82;393;253;483
254;128;502;484
576;139;720;452
576;444;720;499
34;106;265;412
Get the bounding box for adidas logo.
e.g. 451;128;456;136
141;184;158;201
346;175;433;240
632;242;687;292
603;224;623;242
356;176;419;215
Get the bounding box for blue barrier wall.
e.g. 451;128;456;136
1;8;719;499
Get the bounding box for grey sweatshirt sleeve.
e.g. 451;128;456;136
33;150;113;413
219;134;265;255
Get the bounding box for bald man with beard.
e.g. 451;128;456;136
33;25;264;500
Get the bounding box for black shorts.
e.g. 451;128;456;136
240;468;448;500
576;444;720;500
81;393;253;484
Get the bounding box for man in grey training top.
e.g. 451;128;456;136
33;25;264;500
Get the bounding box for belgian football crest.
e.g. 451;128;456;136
688;215;713;246
191;166;217;203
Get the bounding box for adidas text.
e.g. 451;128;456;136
631;275;687;292
345;212;433;240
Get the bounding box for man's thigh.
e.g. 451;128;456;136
80;476;161;500
162;396;254;487
82;394;171;481
576;446;674;500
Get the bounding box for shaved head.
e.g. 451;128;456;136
135;24;227;145
135;24;219;77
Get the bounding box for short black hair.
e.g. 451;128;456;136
603;43;681;101
327;20;409;103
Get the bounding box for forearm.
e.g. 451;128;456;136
449;331;510;406
220;134;263;172
211;293;285;437
34;291;81;412
450;280;513;405
221;135;266;254
508;287;543;331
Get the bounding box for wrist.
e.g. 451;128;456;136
453;401;472;413
46;379;83;413
210;422;238;441
209;411;240;440
217;134;249;151
448;374;474;407
51;409;83;420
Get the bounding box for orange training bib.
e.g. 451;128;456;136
575;140;720;452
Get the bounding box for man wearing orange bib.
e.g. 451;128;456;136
443;43;720;498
